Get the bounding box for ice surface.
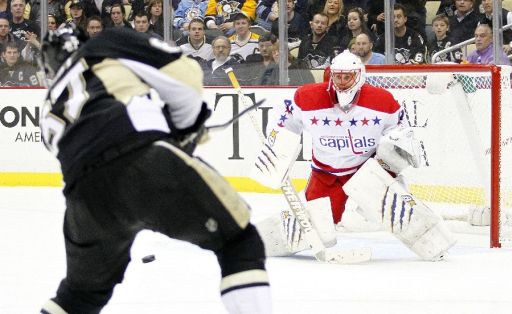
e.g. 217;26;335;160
1;188;511;314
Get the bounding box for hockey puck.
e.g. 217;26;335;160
142;254;156;263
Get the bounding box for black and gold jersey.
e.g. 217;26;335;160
40;28;205;190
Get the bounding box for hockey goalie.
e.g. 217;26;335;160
251;50;456;261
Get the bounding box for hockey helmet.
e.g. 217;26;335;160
41;25;88;78
329;50;366;111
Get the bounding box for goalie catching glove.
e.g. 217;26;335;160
376;127;423;174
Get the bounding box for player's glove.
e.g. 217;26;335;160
169;102;211;155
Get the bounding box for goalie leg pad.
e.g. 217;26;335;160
344;158;457;261
255;197;336;257
250;127;302;189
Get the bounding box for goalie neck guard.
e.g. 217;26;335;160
328;50;366;112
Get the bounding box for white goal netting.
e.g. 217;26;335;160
365;65;512;247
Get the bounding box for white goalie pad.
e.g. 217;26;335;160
255;197;336;257
250;127;302;189
376;127;423;174
343;158;457;261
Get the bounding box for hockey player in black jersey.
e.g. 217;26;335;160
39;26;272;314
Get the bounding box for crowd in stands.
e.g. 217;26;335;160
0;0;511;87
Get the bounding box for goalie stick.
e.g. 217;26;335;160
224;67;371;264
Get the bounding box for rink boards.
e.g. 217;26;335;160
0;87;309;191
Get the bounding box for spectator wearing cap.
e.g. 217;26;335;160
177;18;214;64
467;23;511;65
228;13;260;60
61;0;88;29
173;0;208;31
204;0;257;36
64;0;100;22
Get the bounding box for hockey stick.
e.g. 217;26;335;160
224;68;371;264
206;99;266;131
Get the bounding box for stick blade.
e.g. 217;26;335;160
317;248;372;264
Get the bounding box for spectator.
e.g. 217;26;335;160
177;18;214;63
397;0;427;39
147;0;164;36
467;23;511;64
448;0;480;44
368;1;427;40
257;0;308;31
437;0;482;17
347;37;357;53
340;7;372;51
353;32;385;64
0;17;23;57
323;0;347;39
61;0;88;30
480;0;512;55
228;13;260;60
86;15;103;38
133;12;163;39
0;41;39;86
0;0;11;21
47;1;65;25
261;38;315;85
245;33;277;85
10;0;41;44
63;0;100;21
107;2;132;28
375;4;427;64
270;0;309;46
173;0;208;31
203;35;244;85
298;12;337;69
100;0;124;26
204;0;257;36
367;1;385;37
48;14;58;31
428;14;463;63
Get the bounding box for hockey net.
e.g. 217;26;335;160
365;64;512;248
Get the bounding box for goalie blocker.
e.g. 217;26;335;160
250;127;302;190
343;158;456;261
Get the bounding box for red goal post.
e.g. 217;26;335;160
364;64;512;248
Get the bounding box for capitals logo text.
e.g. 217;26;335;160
319;131;376;154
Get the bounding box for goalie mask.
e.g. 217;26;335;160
329;50;366;112
41;25;88;79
